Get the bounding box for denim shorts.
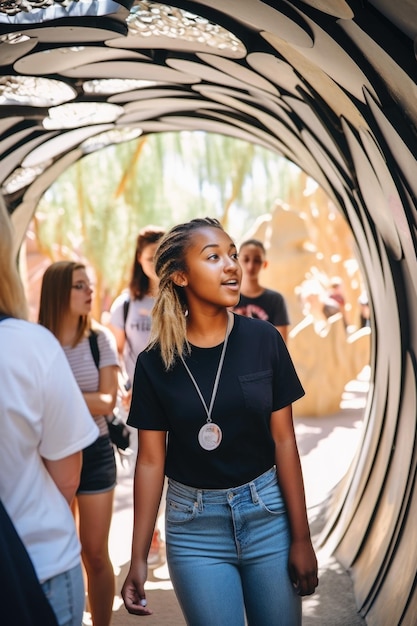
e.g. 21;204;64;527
41;563;84;626
77;435;116;495
165;467;301;626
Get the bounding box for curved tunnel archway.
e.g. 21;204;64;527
1;2;417;623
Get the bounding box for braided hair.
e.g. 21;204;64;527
148;217;224;370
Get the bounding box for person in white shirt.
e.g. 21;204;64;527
109;224;165;386
0;197;99;626
109;224;166;565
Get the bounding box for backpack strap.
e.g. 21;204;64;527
88;330;100;369
122;297;135;365
123;298;130;332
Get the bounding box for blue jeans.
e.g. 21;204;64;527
166;467;301;626
41;563;84;626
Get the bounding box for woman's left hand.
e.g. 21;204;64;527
288;538;319;596
121;560;152;615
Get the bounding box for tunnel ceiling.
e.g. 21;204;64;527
2;2;417;625
1;0;416;249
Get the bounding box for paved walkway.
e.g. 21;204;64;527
101;369;370;626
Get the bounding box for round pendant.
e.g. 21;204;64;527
198;422;222;451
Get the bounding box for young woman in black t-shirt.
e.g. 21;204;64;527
122;217;318;625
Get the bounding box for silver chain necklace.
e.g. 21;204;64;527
180;312;232;451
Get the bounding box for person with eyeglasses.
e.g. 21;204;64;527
39;261;119;626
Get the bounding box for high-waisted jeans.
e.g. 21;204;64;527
165;467;301;626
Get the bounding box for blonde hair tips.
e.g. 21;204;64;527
0;197;28;320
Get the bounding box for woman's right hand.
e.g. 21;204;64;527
121;560;152;616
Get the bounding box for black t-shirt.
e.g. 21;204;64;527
128;314;304;488
233;288;290;326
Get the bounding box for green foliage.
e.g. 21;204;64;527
35;131;301;313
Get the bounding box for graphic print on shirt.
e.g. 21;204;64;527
234;303;269;321
129;306;152;334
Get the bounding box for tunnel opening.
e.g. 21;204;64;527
2;0;417;623
22;128;373;512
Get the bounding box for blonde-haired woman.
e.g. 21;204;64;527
39;261;119;626
0;199;99;626
122;217;318;625
0;202;28;321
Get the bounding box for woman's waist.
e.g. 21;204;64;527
167;466;277;502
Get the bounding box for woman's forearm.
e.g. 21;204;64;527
275;437;311;541
131;458;165;561
84;364;118;416
83;391;116;416
130;430;167;562
271;406;311;541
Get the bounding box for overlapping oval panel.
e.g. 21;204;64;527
1;2;417;623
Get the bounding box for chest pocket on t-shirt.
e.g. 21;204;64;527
239;370;273;414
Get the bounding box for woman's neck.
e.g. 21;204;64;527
59;315;82;346
186;310;231;348
240;277;264;298
240;285;265;298
147;278;159;298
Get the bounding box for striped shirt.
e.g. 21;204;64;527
63;325;119;437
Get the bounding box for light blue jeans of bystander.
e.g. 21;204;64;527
41;563;84;626
165;466;301;626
